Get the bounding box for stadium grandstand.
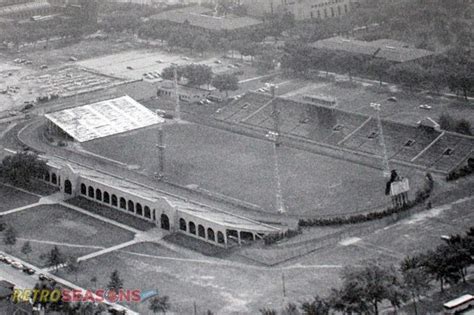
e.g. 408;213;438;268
215;92;474;174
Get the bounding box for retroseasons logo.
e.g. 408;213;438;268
12;288;159;304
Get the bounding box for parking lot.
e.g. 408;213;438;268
78;49;245;82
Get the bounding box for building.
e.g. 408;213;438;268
444;295;474;315
310;36;434;63
157;80;211;104
0;0;60;19
241;0;354;20
34;154;280;247
150;5;263;33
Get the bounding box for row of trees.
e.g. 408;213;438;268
0;152;48;188
161;64;239;96
281;42;473;99
259;227;474;315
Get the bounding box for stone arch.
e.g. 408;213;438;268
88;186;94;198
103;192;110;204
207;228;215;242
80;183;86;195
144;206;151;218
45;172;50;182
64;180;72;195
217;231;225;244
136;203;142;216
128;200;134;212
161;214;170;230
95;189;102;201
189;222;196;235
112;194;118;207
179;218;186;231
51;173;57;185
120;197;126;209
198;225;205;238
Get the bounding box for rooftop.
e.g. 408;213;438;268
45;95;163;142
0;0;50;16
310;36;434;63
150;6;262;31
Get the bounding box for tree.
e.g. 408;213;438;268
3;226;17;251
400;256;431;315
192;36;211;56
107;270;124;292
456;119;472;135
183;64;213;87
421;245;464;292
46;246;66;272
388;62;428;91
149;296;170;314
259;308;277;315
21;241;32;259
212;73;239;97
366;58;391;86
0;152;48;187
332;262;405;315
300;296;330;315
66;256;81;282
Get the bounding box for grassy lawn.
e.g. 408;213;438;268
0;239;98;268
83;122;422;216
66;197;156;231
1;204;135;248
0;183;39;212
56;246;342;314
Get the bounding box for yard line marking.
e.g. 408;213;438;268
17;238;105;250
411;131;445;162
337;117;372;146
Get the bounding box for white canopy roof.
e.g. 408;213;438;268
45;95;163;142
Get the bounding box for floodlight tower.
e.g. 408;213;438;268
155;111;165;180
269;85;286;214
174;67;181;121
370;102;390;178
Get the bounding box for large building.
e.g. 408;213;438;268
150;5;263;33
310;36;434;63
241;0;355;20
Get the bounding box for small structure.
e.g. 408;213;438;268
385;170;410;208
157;80;211;104
444;294;474;315
45;95;164;142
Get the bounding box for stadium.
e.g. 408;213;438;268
33;80;474;249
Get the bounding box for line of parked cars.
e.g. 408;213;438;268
0;254;35;275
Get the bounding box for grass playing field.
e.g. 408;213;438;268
0;184;39;212
83;122;426;217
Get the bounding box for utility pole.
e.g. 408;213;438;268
155;111;165;181
370;102;390;178
174;67;180;121
269;85;286;214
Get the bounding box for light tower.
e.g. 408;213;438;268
370;102;390;178
268;84;286;214
155;111;165;180
174;67;181;121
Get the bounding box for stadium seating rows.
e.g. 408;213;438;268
215;92;474;173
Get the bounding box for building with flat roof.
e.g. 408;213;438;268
241;0;354;20
310;36;434;63
150;5;263;32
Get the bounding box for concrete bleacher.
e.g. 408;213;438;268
215;92;474;173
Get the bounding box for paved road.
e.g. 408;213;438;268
0;262;39;289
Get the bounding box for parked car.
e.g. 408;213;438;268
0;254;6;262
40;65;48;70
387;96;398;102
22;267;35;275
126;66;133;70
207;95;223;103
69;56;78;61
419;104;432;110
4;257;13;264
21;103;34;112
11;261;24;269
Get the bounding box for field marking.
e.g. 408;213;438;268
339;237;361;246
17;237;105;250
337;117;372;145
411;131;445;162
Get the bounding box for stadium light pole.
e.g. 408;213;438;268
370;102;390;178
268;84;286;214
155;111;165;181
174;67;181;121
